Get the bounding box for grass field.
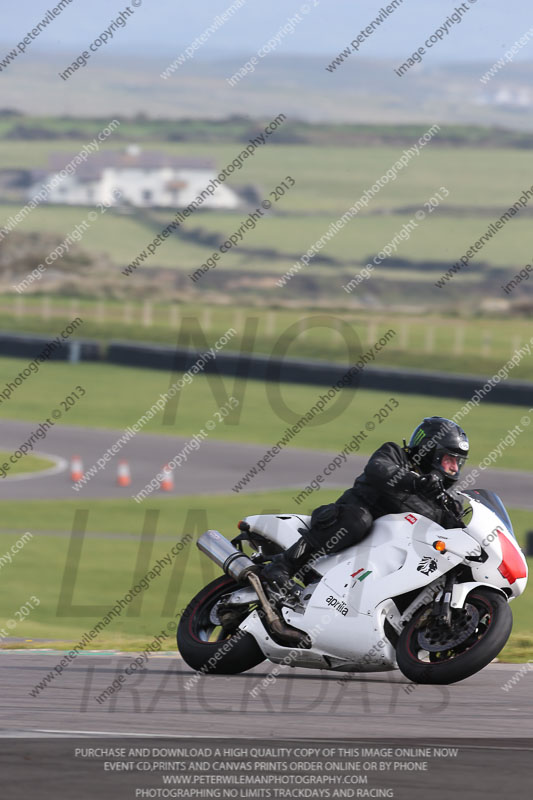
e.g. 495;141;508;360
0;299;532;379
1;200;531;276
172;212;532;273
0;141;530;212
0;356;532;471
1;118;531;148
0;450;55;477
0;491;530;660
2;141;533;290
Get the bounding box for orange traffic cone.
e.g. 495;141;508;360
117;460;131;487
160;464;174;492
70;455;84;482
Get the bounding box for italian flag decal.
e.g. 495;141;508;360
351;568;372;582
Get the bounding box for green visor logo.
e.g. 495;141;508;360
412;428;426;446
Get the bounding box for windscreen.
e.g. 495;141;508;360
461;489;515;538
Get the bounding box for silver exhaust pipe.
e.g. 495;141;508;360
197;529;257;582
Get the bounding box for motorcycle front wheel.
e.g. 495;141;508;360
396;587;512;685
177;574;266;674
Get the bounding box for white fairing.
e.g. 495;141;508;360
242;514;311;551
238;495;527;673
455;497;528;600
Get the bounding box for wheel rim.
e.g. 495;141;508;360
407;595;494;665
188;579;258;644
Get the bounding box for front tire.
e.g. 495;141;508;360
177;574;265;674
396;588;512;685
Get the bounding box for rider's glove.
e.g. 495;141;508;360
414;473;444;499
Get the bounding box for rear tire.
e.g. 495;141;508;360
177;575;265;674
396;588;512;685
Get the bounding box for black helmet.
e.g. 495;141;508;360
407;416;469;484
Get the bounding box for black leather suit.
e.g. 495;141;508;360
302;442;464;553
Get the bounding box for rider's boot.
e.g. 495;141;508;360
261;505;342;597
260;537;316;597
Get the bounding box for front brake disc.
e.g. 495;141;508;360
418;603;480;652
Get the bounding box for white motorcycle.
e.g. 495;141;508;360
177;489;527;684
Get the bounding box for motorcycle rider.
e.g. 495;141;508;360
262;416;469;593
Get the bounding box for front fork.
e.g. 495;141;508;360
416;572;456;631
430;572;455;627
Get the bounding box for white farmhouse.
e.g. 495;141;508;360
28;146;241;209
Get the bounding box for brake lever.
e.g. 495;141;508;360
433;489;449;505
438;491;465;526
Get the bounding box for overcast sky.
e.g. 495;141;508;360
2;0;533;62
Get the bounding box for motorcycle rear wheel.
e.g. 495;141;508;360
396;588;512;685
177;574;266;674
